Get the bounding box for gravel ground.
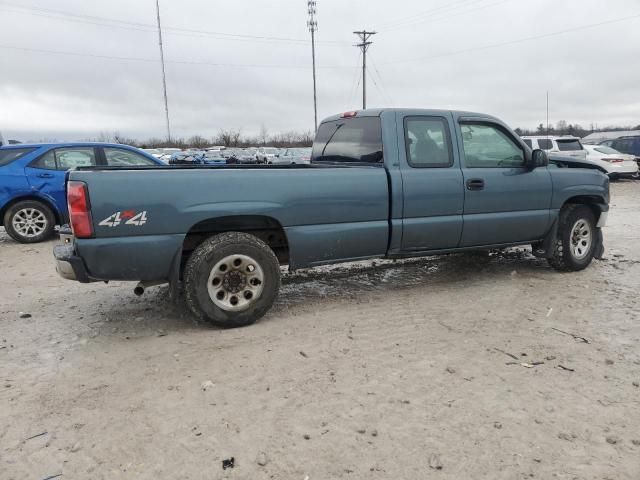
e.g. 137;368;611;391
1;181;639;480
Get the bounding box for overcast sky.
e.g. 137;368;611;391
1;0;639;141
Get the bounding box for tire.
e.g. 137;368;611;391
547;204;597;272
183;232;281;328
3;200;56;243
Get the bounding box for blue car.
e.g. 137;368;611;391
0;143;163;243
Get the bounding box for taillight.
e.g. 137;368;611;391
607;158;623;164
67;181;93;238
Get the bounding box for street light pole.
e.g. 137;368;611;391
307;1;318;132
155;0;171;142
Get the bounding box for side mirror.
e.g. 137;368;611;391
528;149;548;169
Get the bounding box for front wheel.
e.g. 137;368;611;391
183;232;281;328
3;200;56;243
547;204;597;271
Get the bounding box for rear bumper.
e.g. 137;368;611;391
53;244;93;283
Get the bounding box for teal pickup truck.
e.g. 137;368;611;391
54;109;609;328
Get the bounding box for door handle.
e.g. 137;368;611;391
466;178;485;191
37;173;54;178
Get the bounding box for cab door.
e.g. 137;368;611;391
456;121;552;247
399;114;465;252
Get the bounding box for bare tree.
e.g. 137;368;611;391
259;124;268;146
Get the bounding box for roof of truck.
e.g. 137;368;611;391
320;108;501;123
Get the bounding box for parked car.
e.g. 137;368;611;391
269;148;312;165
583;144;638;179
521;136;587;160
53;109;609;328
599;136;640;172
256;147;280;164
0;143;163;243
168;151;204;165
142;148;163;158
236;148;260;164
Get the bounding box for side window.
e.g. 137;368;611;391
522;139;532;148
537;138;553;150
55;148;97;169
404;117;453;168
312;117;382;163
460;123;524;168
104;147;157;166
31;150;57;169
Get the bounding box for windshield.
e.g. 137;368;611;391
556;139;583;151
0;147;37;166
594;146;619;155
264;148;278;153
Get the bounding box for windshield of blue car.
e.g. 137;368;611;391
556;139;583;151
0;147;37;166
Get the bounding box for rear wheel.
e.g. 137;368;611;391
183;232;281;328
548;204;597;271
3;200;55;243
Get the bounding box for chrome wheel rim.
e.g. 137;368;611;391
570;219;592;259
12;208;48;238
207;254;265;311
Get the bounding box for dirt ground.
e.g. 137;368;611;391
1;182;639;480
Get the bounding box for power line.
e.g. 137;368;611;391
0;1;349;46
353;30;376;109
380;0;512;32
368;53;393;106
380;13;640;65
376;0;488;31
0;43;354;69
345;50;362;107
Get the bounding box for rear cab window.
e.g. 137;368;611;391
312;116;383;164
0;147;37;166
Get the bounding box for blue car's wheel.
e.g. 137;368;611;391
3;200;56;244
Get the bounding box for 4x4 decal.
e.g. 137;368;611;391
99;210;148;227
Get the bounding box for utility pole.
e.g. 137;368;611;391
307;1;318;132
546;91;549;137
155;0;171;142
353;30;376;109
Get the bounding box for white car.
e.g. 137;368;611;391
256;147;280;164
584;144;639;179
521;136;587;160
142;148;163;158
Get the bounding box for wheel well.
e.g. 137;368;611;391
0;196;61;226
563;195;606;220
182;215;290;265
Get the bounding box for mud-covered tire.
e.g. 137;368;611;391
183;232;281;328
547;204;597;272
3;200;56;243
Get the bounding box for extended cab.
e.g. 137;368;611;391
54;109;609;327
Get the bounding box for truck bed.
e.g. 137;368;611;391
68;164;391;279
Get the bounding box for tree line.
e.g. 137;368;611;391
514;120;640;138
97;127;314;149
